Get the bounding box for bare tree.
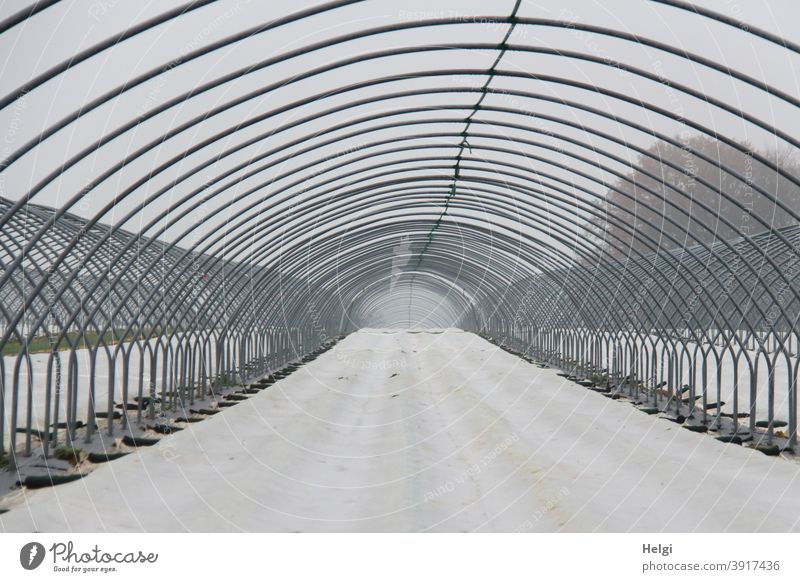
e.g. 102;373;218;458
586;135;800;261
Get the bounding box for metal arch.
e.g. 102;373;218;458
0;15;792;294
2;0;797;125
6;54;800;328
141;133;792;342
0;1;61;35
3;32;800;269
14;185;656;362
296;216;764;402
34;110;792;346
4;160;792;452
3;72;796;352
1;2;799;468
148;194;792;426
238;203;708;350
3;148;792;400
4;14;800;176
7;114;792;364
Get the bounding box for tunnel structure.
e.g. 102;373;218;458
0;0;799;472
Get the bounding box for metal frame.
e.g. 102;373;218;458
1;1;798;469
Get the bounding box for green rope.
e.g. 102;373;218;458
407;0;522;323
411;0;522;272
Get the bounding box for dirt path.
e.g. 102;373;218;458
3;329;800;532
